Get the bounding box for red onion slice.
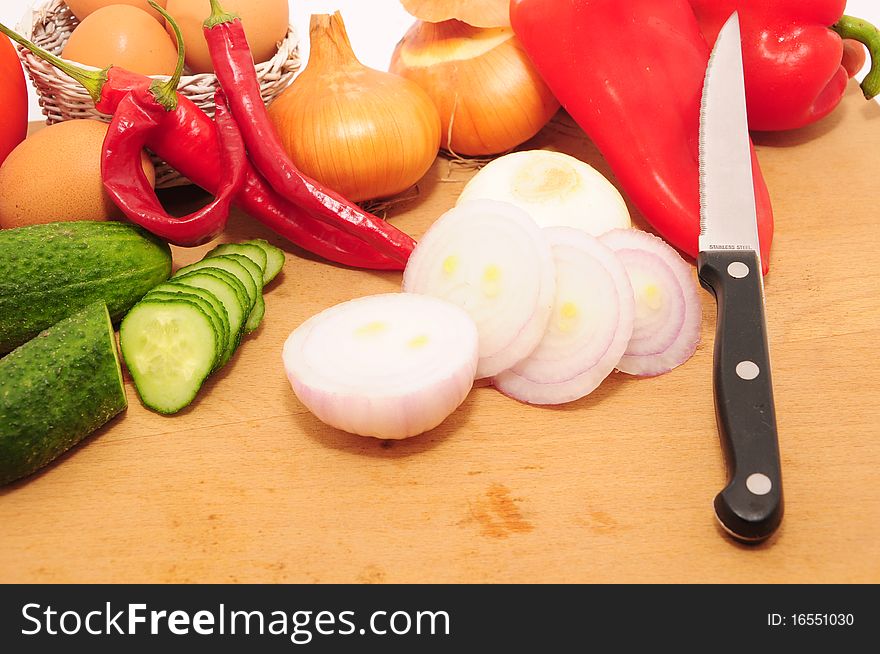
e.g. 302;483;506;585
494;227;635;405
599;229;702;377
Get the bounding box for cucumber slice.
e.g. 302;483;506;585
147;282;232;368
176;257;256;314
146;291;225;371
243;239;285;284
208;243;267;284
120;299;220;414
211;254;266;333
244;295;265;334
173;270;247;356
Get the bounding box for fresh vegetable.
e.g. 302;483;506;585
400;0;511;28
120;298;220;414
122;240;283;413
599;229;702;377
389;20;559;156
456;150;631;235
104;89;245;245
403;199;555;379
0;120;155;229
509;0;775;273
833;16;880;99
0;303;127;486
842;39;868;78
62;4;179;76
204;253;265;331
172;270;245;360
257;10;441;202
177;254;262;332
0;221;171;354
207;242;267;284
0;20;410;271
691;2;880;131
65;0;169;22
242;239;285;285
282;293;479;440
166;0;289;73
145;285;230;370
0;35;27;167
99;10;246;246
494;228;635;405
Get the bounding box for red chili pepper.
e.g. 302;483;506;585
690;1;880;131
201;0;416;267
0;20;406;270
103;88;245;246
510;0;774;273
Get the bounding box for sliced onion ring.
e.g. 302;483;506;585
282;293;479;440
599;229;702;377
494;227;635;405
403;199;556;379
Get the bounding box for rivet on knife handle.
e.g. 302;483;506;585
697;249;783;542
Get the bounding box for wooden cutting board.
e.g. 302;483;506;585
1;84;878;584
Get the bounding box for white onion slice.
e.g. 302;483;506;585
456;150;631;236
282;293;479;440
494;227;635;405
599;229;702;376
403;199;556;379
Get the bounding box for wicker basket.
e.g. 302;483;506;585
17;0;301;188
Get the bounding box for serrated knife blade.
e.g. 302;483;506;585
698;13;760;258
697;12;783;543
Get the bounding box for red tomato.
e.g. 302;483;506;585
0;36;28;167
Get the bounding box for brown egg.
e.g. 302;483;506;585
0;120;156;230
65;0;169;23
164;0;289;73
62;5;179;76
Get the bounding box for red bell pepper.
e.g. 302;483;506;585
690;1;880;131
510;0;775;272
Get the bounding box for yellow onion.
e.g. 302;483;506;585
400;0;510;28
390;20;560;157
267;12;441;203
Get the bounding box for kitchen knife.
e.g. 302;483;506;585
697;12;783;542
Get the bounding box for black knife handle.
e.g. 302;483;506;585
697;249;783;543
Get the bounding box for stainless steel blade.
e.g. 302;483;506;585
698;12;760;257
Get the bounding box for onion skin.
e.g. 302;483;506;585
390;20;560;156
400;0;511;28
267;13;441;202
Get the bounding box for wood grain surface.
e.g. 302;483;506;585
1;84;878;584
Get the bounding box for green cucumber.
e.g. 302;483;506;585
210;254;265;333
0;303;127;485
120;299;219;415
176;256;257;313
243;239;285;284
0;221;172;354
173;270;246;356
146;282;231;368
175;255;266;333
208;243;268;284
145;291;225;371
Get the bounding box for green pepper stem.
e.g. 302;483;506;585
0;20;106;103
833;15;880;100
148;1;184;111
204;0;240;29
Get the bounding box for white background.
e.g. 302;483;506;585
2;0;879;121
